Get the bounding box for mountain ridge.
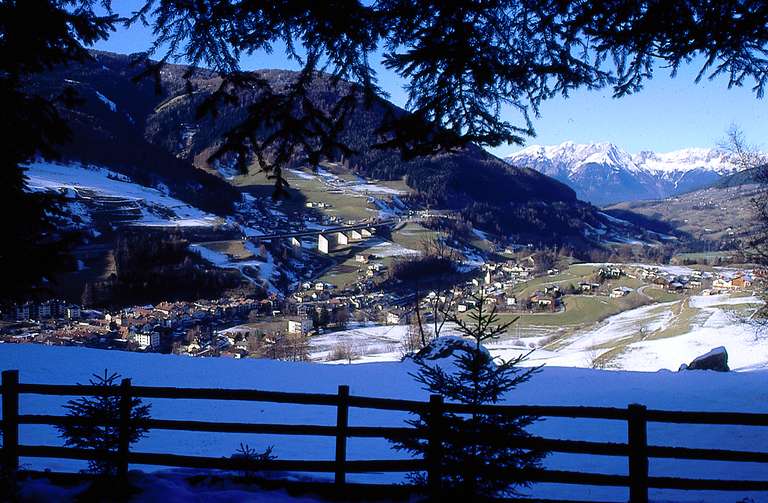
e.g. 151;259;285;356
506;141;740;205
23;51;675;248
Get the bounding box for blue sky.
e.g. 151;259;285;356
93;3;768;157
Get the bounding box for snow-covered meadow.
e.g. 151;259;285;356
312;293;767;374
24;161;221;228
2;344;768;502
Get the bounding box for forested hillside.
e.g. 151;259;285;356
26;51;630;245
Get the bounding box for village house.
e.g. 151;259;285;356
386;310;411;325
731;275;752;289
599;266;623;279
712;277;733;290
578;282;601;293
529;292;554;309
15;303;31;321
669;281;685;292
610;286;633;298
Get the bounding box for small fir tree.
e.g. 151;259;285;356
231;443;277;479
393;293;546;499
57;370;151;476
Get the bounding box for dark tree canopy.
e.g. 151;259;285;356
133;0;768;185
3;0;768;298
0;0;117;300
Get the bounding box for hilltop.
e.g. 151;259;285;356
605;183;760;246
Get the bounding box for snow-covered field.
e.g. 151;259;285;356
2;344;768;501
366;240;420;258
308;324;409;363
613;295;765;372
25;161;221;227
314;293;767;374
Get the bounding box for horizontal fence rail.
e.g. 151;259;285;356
3;369;768;502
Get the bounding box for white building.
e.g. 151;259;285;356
66;305;81;320
336;232;349;246
288;319;313;335
386;312;407;325
610;287;632;298
318;234;331;254
15;303;30;321
135;332;161;350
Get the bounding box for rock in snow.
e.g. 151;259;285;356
679;346;730;372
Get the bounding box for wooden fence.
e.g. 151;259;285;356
2;369;768;502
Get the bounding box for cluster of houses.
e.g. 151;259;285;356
380;260;560;322
291;282;402;321
463;262;561;312
632;265;756;294
10;300;82;322
0;296;277;355
387;262;762;324
305;201;331;209
4;257;761;361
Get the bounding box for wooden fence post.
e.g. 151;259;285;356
2;370;19;477
628;403;648;503
117;378;132;480
427;394;444;500
335;385;349;486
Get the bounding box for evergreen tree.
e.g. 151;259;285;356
57;370;151;476
393;293;546;499
134;0;768;193
0;0;116;301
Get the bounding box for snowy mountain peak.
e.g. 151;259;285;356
635;147;734;174
505;142;741;205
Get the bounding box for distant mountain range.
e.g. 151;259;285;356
506;142;740;205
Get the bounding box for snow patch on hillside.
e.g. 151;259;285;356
95;91;117;112
190;242;279;293
367;241;420;258
24;161;221;227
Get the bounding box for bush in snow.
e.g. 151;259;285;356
57;370;151;476
393;293;547;499
231;443;276;479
